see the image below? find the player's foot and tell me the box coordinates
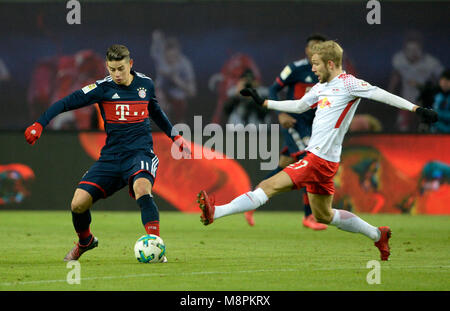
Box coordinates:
[197,190,215,226]
[161,256,168,263]
[374,226,392,261]
[63,236,98,261]
[302,214,328,230]
[245,211,255,226]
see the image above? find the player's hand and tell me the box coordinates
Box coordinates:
[240,87,265,106]
[173,135,191,157]
[24,122,43,145]
[415,107,438,123]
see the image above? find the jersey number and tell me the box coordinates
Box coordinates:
[290,159,309,170]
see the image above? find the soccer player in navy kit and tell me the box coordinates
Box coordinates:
[245,34,328,230]
[24,45,190,262]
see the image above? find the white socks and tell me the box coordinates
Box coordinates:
[330,209,381,241]
[212,193,381,242]
[214,188,269,220]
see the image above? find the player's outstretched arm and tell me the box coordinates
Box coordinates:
[24,84,103,145]
[240,86,313,114]
[368,88,438,123]
[344,76,438,124]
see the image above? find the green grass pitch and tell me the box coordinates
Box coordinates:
[0,210,449,291]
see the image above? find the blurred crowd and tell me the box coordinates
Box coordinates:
[14,30,449,134]
[388,31,448,133]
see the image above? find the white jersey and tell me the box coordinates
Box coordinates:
[267,73,416,163]
[301,73,378,162]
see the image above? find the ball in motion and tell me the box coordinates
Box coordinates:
[134,234,166,263]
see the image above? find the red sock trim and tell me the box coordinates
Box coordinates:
[145,221,160,236]
[77,227,91,240]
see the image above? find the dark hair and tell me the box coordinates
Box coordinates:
[441,69,450,80]
[106,44,130,61]
[307,33,328,43]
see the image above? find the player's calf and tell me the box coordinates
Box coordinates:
[312,211,334,224]
[307,193,334,224]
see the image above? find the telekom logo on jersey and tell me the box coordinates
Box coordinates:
[116,104,129,120]
[101,101,148,123]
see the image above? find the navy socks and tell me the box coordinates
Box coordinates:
[72,210,92,246]
[137,194,160,236]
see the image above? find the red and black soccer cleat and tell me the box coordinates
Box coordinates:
[63,236,98,261]
[374,226,392,261]
[197,190,215,226]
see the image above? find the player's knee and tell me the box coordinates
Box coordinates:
[257,178,283,198]
[133,178,151,199]
[71,190,92,213]
[71,198,90,214]
[257,179,272,193]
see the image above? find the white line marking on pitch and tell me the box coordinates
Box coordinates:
[0,268,298,287]
[2,265,448,287]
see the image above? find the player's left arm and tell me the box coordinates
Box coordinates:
[147,81,175,139]
[147,81,191,155]
[345,76,438,123]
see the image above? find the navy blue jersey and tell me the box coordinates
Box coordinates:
[269,58,318,125]
[37,70,175,155]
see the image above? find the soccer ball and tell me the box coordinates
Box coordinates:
[134,234,166,263]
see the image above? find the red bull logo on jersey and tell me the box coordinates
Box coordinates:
[318,97,331,109]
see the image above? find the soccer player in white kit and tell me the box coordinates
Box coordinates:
[197,40,438,261]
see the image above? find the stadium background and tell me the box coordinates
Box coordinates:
[1,0,449,214]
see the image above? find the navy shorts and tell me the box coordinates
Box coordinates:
[77,150,159,202]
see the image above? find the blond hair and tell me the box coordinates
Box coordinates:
[311,40,343,68]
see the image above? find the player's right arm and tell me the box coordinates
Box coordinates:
[265,97,312,114]
[24,83,104,145]
[240,84,318,114]
[265,83,319,114]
